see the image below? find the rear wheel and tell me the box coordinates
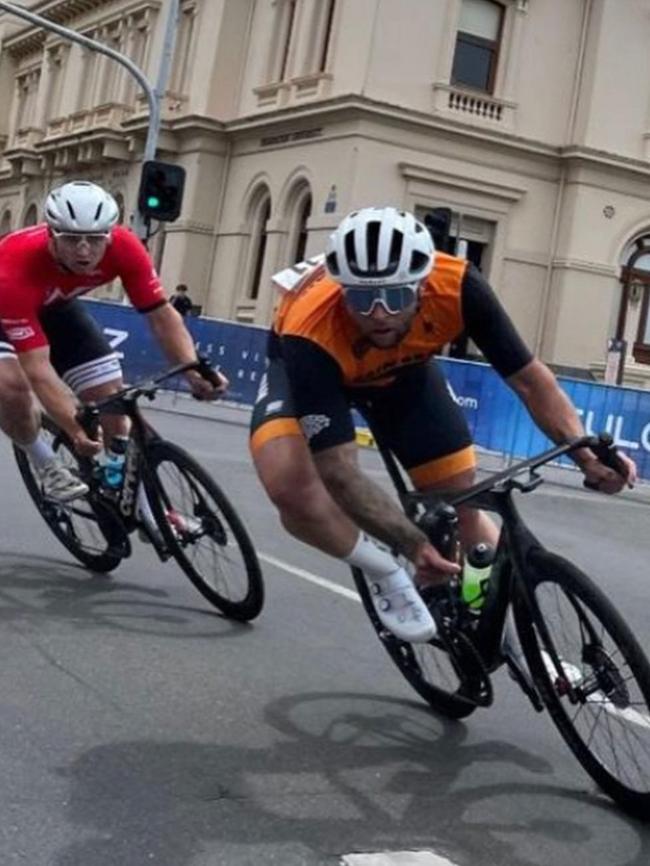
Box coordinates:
[514,549,650,819]
[14,417,128,573]
[352,566,480,720]
[144,441,264,621]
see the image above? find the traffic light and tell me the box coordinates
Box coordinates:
[423,207,453,253]
[137,160,186,222]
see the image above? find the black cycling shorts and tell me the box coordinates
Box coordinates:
[0,299,122,394]
[250,351,476,487]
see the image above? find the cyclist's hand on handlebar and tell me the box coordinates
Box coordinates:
[185,366,228,401]
[413,541,461,587]
[70,425,103,457]
[581,450,636,494]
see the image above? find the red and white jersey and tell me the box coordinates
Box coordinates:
[0,224,166,352]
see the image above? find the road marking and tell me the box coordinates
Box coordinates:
[258,552,361,602]
[341,852,458,865]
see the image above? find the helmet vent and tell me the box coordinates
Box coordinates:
[388,229,403,271]
[94,203,103,221]
[325,251,339,275]
[410,250,430,272]
[65,201,76,220]
[366,221,381,270]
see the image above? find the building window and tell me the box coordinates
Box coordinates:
[23,204,38,227]
[14,69,40,132]
[290,191,312,263]
[76,45,98,111]
[171,2,197,96]
[124,14,151,104]
[45,46,66,122]
[96,23,124,105]
[623,238,650,364]
[309,0,336,74]
[0,210,12,236]
[247,194,272,301]
[114,192,126,224]
[268,0,298,83]
[451,0,504,93]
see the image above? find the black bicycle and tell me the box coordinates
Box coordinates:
[351,433,650,819]
[14,360,264,622]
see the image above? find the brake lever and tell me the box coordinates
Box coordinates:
[583,432,628,490]
[76,404,101,440]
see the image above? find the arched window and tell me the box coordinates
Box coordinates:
[0,210,12,237]
[114,192,126,224]
[23,204,38,227]
[452,0,504,93]
[246,192,272,301]
[288,188,312,264]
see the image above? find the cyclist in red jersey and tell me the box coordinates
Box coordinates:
[0,180,226,501]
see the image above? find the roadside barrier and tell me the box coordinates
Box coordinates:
[85,299,650,480]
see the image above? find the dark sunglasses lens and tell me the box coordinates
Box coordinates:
[384,286,414,311]
[344,287,378,314]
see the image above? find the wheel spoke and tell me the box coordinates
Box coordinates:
[151,452,262,620]
[533,576,650,798]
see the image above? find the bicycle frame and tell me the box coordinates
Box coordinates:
[78,361,201,543]
[375,434,619,691]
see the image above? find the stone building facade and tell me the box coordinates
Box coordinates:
[1,0,650,381]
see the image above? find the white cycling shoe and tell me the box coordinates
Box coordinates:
[38,460,89,502]
[364,569,437,643]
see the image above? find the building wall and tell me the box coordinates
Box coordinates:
[0,0,649,378]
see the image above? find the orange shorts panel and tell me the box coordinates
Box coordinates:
[408,444,477,488]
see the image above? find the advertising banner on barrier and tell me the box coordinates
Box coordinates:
[85,299,650,480]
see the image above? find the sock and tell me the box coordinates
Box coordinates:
[21,434,56,469]
[343,532,400,578]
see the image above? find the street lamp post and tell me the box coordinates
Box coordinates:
[0,0,180,239]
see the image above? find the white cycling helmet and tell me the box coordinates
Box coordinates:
[325,207,435,287]
[44,181,119,233]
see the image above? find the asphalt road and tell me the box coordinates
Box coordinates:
[1,401,650,866]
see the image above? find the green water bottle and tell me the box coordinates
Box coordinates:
[462,542,496,610]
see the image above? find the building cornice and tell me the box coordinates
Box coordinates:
[225,94,560,161]
[399,162,527,203]
[224,93,650,183]
[560,145,650,181]
[2,0,160,58]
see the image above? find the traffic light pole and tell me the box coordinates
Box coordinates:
[0,0,180,240]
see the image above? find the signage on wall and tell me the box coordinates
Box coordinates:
[260,128,323,147]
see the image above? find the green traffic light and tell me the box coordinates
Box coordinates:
[147,195,161,208]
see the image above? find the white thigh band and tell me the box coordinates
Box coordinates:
[62,353,123,395]
[0,341,17,360]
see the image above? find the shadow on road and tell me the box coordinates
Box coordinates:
[51,691,650,866]
[0,552,251,640]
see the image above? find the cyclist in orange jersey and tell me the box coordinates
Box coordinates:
[250,207,635,643]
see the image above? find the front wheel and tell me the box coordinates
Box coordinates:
[352,567,478,720]
[513,549,650,819]
[144,441,264,621]
[13,416,128,573]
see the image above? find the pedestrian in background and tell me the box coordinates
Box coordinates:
[170,283,193,317]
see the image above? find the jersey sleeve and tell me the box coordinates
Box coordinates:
[0,260,47,352]
[461,264,533,378]
[280,335,356,451]
[112,228,167,312]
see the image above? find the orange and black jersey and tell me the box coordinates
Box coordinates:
[272,252,532,452]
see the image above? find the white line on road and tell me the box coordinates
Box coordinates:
[258,552,361,602]
[341,852,458,865]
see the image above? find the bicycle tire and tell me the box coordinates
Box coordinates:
[143,440,264,621]
[13,417,128,573]
[351,566,478,720]
[513,548,650,819]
